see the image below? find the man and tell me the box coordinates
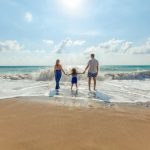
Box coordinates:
[84,54,99,91]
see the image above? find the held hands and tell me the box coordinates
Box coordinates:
[83,70,86,74]
[64,71,86,75]
[64,72,67,75]
[64,72,69,76]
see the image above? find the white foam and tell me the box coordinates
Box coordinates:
[0,68,150,82]
[0,78,150,104]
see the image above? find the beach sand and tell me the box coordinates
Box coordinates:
[0,97,150,150]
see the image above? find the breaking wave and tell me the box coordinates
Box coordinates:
[0,68,150,81]
[105,70,150,80]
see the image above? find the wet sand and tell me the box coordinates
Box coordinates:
[0,97,150,150]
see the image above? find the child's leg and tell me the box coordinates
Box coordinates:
[76,84,78,90]
[71,84,73,91]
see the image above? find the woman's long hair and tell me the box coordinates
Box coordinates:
[55,59,60,67]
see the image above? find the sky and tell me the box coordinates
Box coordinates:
[0,0,150,65]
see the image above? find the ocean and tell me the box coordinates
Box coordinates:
[0,65,150,103]
[0,65,150,74]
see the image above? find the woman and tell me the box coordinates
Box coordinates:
[54,59,65,91]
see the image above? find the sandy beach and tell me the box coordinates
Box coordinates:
[0,97,150,150]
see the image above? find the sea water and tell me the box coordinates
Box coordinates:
[0,65,150,103]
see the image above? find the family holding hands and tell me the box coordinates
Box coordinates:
[54,54,99,92]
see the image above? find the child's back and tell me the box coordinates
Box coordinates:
[71,68,77,85]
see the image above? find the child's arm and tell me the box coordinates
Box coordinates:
[66,73,72,76]
[77,72,85,75]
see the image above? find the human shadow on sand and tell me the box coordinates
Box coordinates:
[95,91,111,103]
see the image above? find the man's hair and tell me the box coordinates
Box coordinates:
[91,53,95,58]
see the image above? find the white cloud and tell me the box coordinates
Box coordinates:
[98,39,132,53]
[84,46,96,54]
[84,38,150,55]
[1,38,150,66]
[25,12,33,22]
[129,38,150,54]
[0,40,24,52]
[53,39,69,53]
[73,40,86,45]
[53,38,85,53]
[43,40,54,45]
[63,39,85,47]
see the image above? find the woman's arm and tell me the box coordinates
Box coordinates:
[60,65,66,75]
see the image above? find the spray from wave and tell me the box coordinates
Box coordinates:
[105,71,150,80]
[0,66,150,81]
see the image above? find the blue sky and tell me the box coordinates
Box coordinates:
[0,0,150,65]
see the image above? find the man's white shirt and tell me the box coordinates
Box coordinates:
[88,58,99,73]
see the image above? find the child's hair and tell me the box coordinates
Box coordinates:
[71,68,77,75]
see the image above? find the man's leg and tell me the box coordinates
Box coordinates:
[88,77,91,91]
[93,77,96,90]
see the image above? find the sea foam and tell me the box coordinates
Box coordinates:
[0,68,150,81]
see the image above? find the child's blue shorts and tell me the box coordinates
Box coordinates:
[71,76,77,84]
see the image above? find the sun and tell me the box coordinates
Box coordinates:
[61,0,81,10]
[59,0,84,16]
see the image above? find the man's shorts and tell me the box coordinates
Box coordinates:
[88,72,97,78]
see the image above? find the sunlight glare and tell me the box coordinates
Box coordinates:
[59,0,85,16]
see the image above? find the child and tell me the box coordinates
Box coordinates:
[67,68,84,91]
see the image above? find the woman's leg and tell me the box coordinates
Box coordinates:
[55,71,62,90]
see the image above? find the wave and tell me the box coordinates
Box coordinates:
[0,68,53,81]
[0,68,150,81]
[105,70,150,80]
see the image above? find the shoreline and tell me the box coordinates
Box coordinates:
[1,96,150,108]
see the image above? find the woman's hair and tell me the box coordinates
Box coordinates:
[71,68,77,75]
[55,59,60,67]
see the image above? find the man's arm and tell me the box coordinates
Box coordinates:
[83,64,89,73]
[96,65,99,76]
[96,61,99,76]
